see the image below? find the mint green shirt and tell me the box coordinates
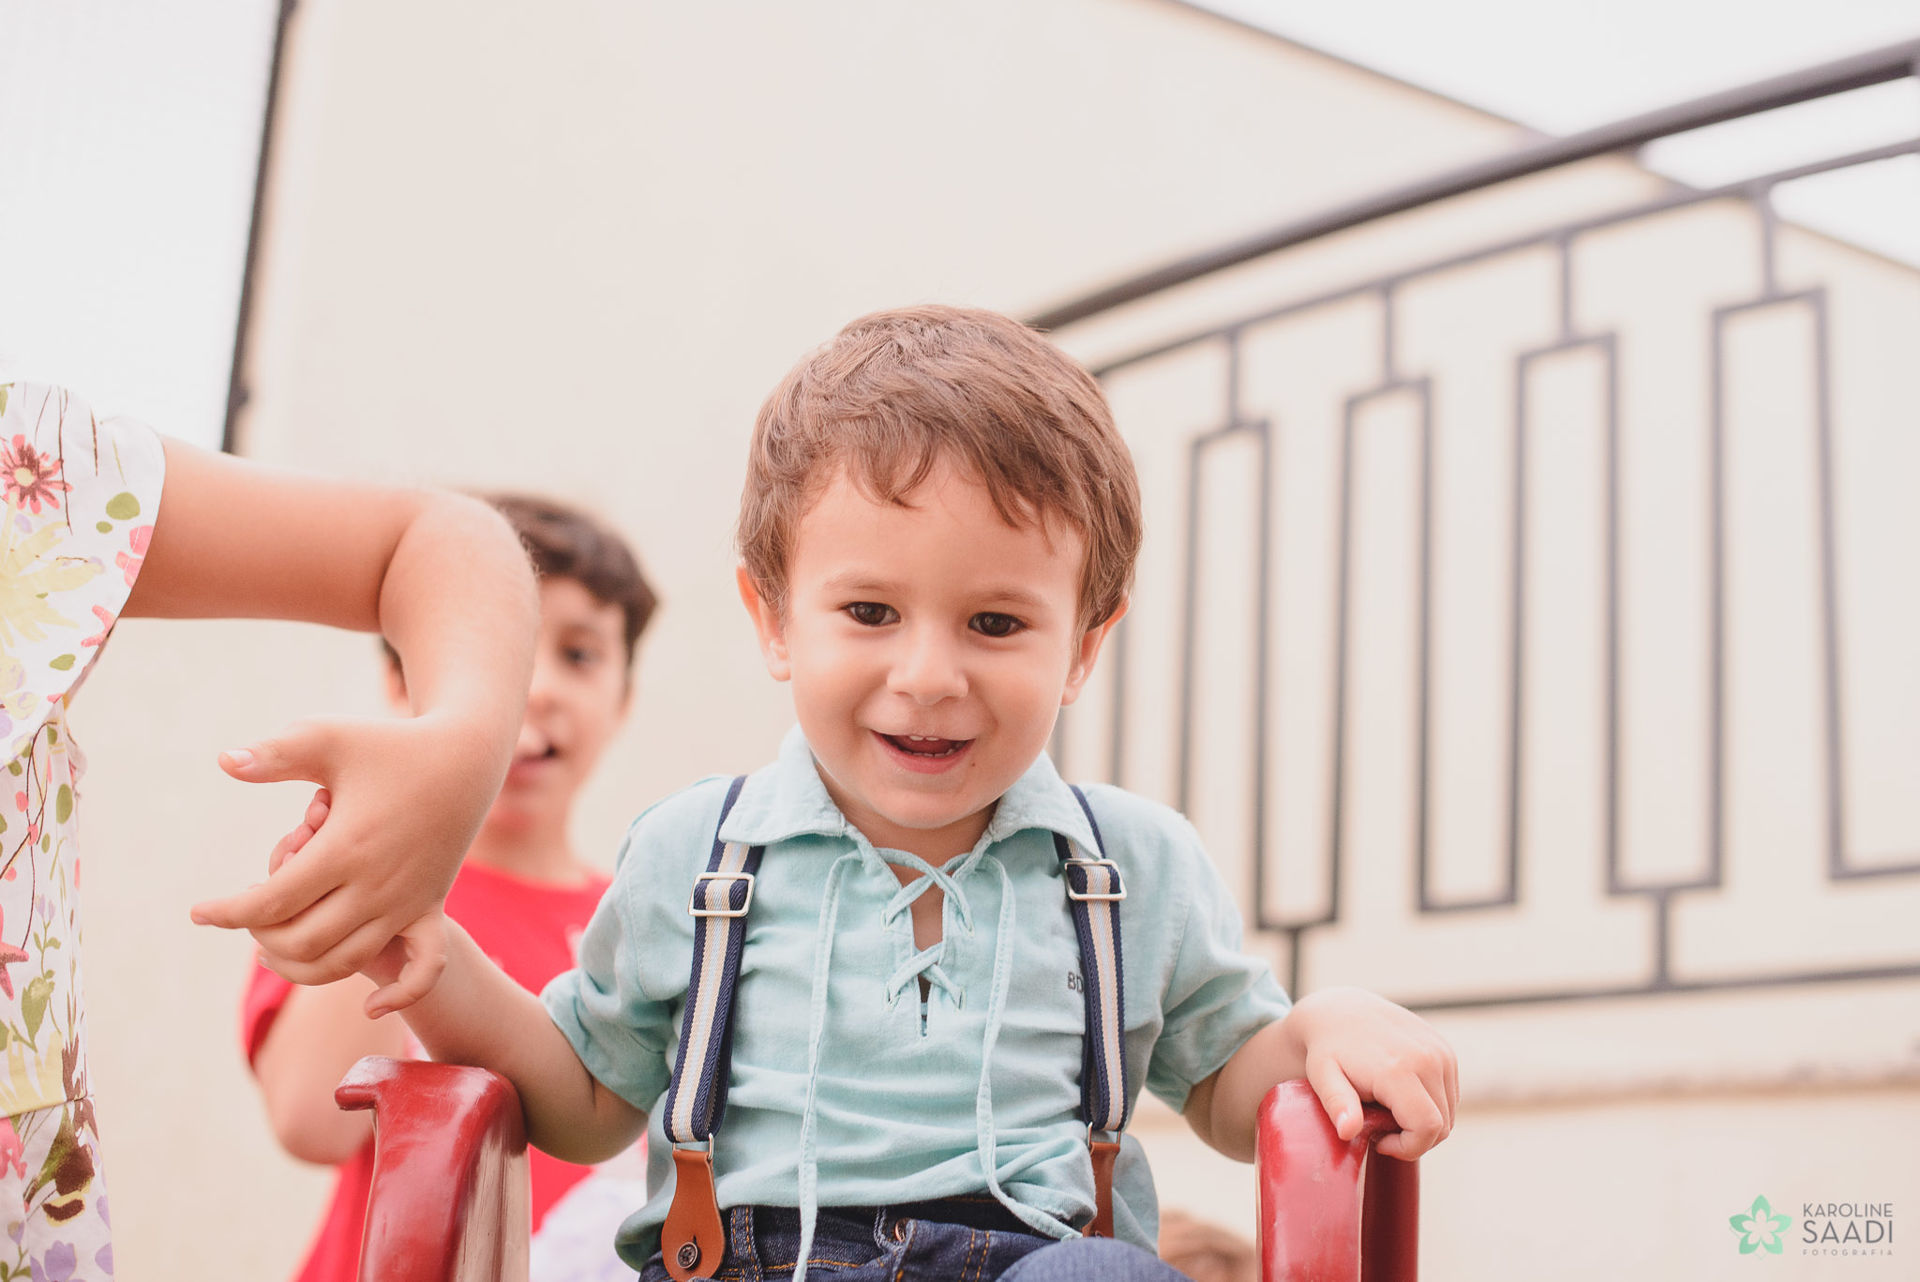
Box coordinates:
[543,727,1291,1268]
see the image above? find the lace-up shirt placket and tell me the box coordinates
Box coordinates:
[544,726,1291,1272]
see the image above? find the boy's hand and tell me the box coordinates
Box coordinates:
[1282,987,1456,1160]
[191,709,505,992]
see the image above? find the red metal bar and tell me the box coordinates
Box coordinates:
[1255,1079,1419,1282]
[336,1056,532,1282]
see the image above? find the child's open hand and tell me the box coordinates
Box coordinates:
[191,709,505,1004]
[1282,986,1456,1160]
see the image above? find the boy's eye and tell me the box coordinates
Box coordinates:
[844,602,898,627]
[970,612,1023,638]
[563,646,602,667]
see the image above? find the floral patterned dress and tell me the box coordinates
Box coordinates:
[0,382,165,1281]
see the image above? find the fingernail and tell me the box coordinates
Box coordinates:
[1337,1110,1356,1133]
[224,748,254,768]
[190,909,207,925]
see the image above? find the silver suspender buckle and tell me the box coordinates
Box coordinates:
[1064,857,1126,902]
[688,871,756,918]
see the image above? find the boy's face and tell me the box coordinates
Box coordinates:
[740,462,1121,861]
[496,577,632,834]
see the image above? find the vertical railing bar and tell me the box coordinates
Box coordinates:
[1651,890,1673,989]
[1326,396,1361,934]
[1381,283,1398,384]
[1603,333,1624,899]
[1500,355,1530,913]
[1252,416,1274,936]
[1176,431,1204,815]
[1413,378,1437,919]
[1105,619,1129,788]
[1754,186,1780,298]
[1226,327,1244,423]
[1707,312,1728,889]
[1810,290,1849,879]
[1558,234,1576,341]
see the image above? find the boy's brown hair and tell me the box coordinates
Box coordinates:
[385,493,657,674]
[737,304,1142,628]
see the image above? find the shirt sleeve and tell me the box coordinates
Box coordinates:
[240,959,295,1069]
[541,779,733,1115]
[1141,813,1293,1112]
[0,382,166,727]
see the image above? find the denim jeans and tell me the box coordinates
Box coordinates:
[637,1200,1189,1282]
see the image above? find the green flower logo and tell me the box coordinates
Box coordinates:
[1730,1195,1792,1255]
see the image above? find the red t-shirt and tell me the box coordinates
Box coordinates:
[241,861,614,1282]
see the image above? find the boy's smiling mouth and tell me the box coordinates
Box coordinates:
[874,731,973,771]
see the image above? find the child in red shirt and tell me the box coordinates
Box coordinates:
[241,495,655,1282]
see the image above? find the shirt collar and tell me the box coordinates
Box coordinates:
[718,724,1101,855]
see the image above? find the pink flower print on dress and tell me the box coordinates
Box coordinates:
[113,526,152,588]
[0,1116,22,1180]
[0,905,26,998]
[0,435,71,515]
[80,606,113,651]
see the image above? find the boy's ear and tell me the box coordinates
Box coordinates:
[1061,597,1127,707]
[736,564,792,682]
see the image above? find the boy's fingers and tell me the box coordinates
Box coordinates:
[364,918,448,1018]
[1370,1079,1449,1160]
[1304,1058,1364,1142]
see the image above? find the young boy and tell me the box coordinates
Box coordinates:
[312,306,1456,1282]
[242,496,656,1282]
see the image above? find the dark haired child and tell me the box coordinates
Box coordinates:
[242,494,655,1282]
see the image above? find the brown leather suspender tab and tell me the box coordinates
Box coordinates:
[663,1147,726,1281]
[1088,1137,1122,1238]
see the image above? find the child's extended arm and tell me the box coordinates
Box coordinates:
[133,437,538,1009]
[1182,987,1457,1162]
[346,912,649,1164]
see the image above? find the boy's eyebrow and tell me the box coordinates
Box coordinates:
[819,571,1056,612]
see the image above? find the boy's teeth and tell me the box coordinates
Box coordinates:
[887,734,964,757]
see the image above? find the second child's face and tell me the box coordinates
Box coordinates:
[387,577,632,840]
[741,463,1120,861]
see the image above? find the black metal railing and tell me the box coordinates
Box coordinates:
[1040,39,1920,1010]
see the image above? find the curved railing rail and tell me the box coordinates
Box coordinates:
[1041,39,1920,1013]
[1029,38,1920,332]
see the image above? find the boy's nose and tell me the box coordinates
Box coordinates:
[525,652,562,709]
[887,630,967,704]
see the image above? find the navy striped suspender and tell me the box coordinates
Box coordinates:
[1057,784,1128,1237]
[661,776,761,1281]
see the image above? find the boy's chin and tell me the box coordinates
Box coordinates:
[480,798,553,838]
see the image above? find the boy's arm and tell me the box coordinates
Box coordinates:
[135,437,538,1006]
[1182,987,1457,1163]
[342,912,649,1165]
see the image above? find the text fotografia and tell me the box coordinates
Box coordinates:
[1801,1203,1894,1256]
